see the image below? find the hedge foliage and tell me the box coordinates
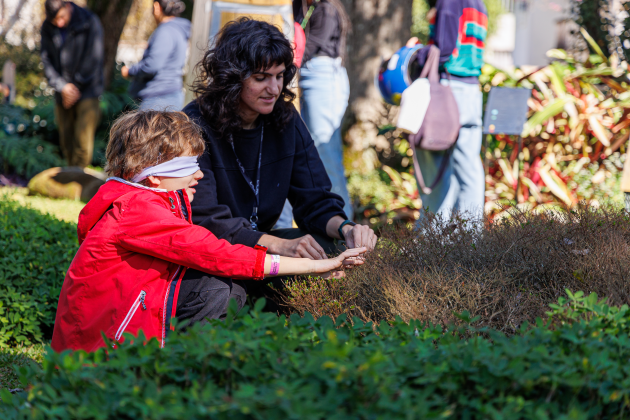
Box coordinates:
[0,195,78,347]
[2,292,629,419]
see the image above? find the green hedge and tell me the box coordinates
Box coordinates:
[0,196,78,347]
[2,292,629,419]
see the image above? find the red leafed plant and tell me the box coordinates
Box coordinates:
[482,41,629,218]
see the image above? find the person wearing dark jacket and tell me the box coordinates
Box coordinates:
[121,0,190,111]
[182,18,376,313]
[41,0,103,168]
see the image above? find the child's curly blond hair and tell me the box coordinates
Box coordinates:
[105,110,205,181]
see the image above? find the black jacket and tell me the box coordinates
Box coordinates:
[40,3,104,104]
[183,101,347,247]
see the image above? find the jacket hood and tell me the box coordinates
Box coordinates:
[77,178,166,244]
[163,17,191,40]
[68,3,93,32]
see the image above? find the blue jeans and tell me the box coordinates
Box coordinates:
[138,90,184,111]
[275,56,352,229]
[415,80,484,220]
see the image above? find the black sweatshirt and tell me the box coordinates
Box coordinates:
[40,3,104,104]
[183,101,347,247]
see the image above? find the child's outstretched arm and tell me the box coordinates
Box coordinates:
[264,248,367,277]
[117,194,267,280]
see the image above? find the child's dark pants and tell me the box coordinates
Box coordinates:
[176,228,340,326]
[176,276,247,327]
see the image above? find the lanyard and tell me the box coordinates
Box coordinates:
[229,126,264,230]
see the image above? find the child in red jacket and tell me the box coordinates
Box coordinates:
[52,110,364,352]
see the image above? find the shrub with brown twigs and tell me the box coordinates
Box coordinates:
[284,204,630,332]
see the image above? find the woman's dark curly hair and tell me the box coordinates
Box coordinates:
[192,18,297,141]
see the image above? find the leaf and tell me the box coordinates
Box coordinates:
[522,97,572,137]
[381,165,404,189]
[548,62,568,97]
[521,177,544,202]
[546,49,570,61]
[539,165,572,205]
[580,27,608,62]
[587,115,611,146]
[497,158,515,188]
[564,101,579,129]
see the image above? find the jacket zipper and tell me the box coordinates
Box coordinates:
[161,266,181,348]
[161,192,187,348]
[115,290,147,341]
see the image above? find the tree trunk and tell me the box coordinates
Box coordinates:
[86,0,135,89]
[0,0,29,42]
[340,0,413,151]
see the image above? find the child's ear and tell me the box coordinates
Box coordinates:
[146,176,161,188]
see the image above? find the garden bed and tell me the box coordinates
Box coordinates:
[286,204,630,332]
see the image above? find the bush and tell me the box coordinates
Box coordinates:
[0,101,65,179]
[1,293,630,418]
[0,194,78,347]
[287,204,630,332]
[0,345,46,391]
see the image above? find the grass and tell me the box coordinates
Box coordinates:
[0,345,46,391]
[0,187,85,224]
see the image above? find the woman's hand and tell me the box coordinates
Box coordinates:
[326,216,378,251]
[342,224,378,251]
[121,66,130,78]
[259,234,328,260]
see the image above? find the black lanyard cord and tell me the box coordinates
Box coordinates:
[229,125,264,230]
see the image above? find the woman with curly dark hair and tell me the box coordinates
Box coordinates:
[181,18,376,317]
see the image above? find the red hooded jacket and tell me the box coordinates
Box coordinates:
[51,178,267,352]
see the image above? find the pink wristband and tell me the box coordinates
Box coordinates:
[270,254,280,276]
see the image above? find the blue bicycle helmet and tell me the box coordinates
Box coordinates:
[376,44,423,105]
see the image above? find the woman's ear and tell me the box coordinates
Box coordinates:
[146,175,162,188]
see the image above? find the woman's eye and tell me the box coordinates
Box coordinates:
[255,77,265,82]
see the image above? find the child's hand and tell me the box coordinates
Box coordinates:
[311,247,367,275]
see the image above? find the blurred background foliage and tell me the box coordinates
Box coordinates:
[480,46,629,218]
[345,1,630,227]
[346,44,630,227]
[0,70,132,179]
[1,0,630,228]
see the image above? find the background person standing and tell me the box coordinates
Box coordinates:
[121,0,190,111]
[277,0,352,228]
[408,0,487,220]
[41,0,104,168]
